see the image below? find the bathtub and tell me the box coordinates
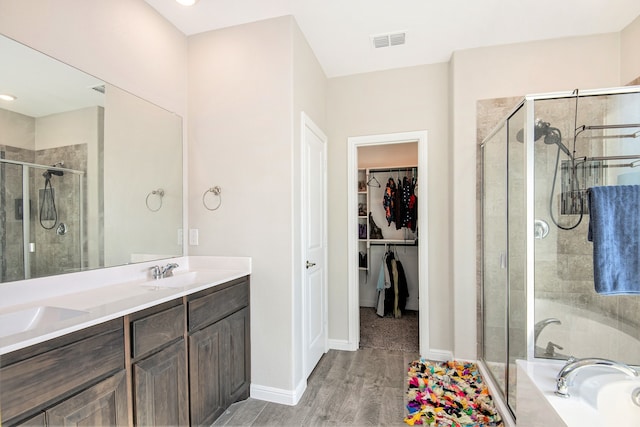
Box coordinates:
[516,360,640,426]
[534,299,640,361]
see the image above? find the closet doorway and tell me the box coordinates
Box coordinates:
[347,131,428,356]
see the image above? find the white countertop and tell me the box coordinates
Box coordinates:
[0,256,251,355]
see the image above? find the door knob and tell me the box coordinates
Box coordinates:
[306,260,316,269]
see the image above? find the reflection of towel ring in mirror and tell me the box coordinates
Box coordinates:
[146,188,165,212]
[203,186,222,211]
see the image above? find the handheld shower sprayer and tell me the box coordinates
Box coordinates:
[39,161,64,229]
[516,119,572,157]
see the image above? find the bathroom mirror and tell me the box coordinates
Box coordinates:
[0,34,183,283]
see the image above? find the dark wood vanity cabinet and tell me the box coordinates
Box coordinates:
[129,275,250,427]
[0,275,250,427]
[0,319,127,427]
[188,277,251,426]
[129,299,189,427]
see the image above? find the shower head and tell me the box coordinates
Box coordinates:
[516,120,572,157]
[42,169,64,179]
[516,119,553,142]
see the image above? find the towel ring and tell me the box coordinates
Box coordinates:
[203,186,222,211]
[146,188,165,212]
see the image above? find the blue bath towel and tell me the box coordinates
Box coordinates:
[587,185,640,295]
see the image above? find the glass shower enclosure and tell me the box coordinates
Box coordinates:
[480,86,640,419]
[0,158,85,282]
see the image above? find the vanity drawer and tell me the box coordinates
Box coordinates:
[131,303,184,358]
[188,278,249,331]
[0,320,124,424]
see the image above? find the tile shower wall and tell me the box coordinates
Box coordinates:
[34,144,87,277]
[0,144,87,281]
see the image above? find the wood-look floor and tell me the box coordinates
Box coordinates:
[213,348,419,426]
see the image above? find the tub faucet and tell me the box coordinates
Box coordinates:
[555,357,639,398]
[161,263,179,278]
[534,318,561,344]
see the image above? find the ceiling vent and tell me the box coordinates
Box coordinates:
[371,31,406,49]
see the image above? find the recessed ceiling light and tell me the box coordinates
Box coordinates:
[176,0,198,5]
[0,93,17,101]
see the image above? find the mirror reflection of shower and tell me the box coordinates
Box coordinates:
[0,157,85,282]
[39,162,65,230]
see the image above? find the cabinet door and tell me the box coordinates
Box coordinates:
[226,308,250,404]
[46,370,128,427]
[189,320,225,426]
[14,412,45,427]
[133,340,189,427]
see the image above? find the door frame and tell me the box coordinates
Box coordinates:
[347,131,429,355]
[300,112,329,379]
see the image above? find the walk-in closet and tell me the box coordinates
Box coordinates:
[357,142,419,352]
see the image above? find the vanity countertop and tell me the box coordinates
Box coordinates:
[0,256,251,355]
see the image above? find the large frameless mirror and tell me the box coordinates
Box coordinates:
[0,34,183,284]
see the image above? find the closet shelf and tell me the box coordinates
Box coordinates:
[370,239,417,245]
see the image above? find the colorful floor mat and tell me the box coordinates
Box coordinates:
[404,359,504,427]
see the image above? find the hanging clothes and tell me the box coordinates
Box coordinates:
[393,178,403,230]
[376,251,392,317]
[383,178,396,226]
[408,176,418,232]
[395,257,409,316]
[384,173,418,231]
[377,248,410,318]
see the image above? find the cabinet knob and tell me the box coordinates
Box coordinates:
[306,260,316,269]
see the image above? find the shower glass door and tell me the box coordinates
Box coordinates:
[507,106,526,413]
[0,159,85,282]
[481,121,508,401]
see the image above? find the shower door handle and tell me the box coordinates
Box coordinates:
[499,252,507,269]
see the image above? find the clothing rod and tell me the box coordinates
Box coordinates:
[0,158,84,175]
[368,167,417,174]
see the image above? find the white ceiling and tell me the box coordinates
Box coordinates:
[145,0,640,78]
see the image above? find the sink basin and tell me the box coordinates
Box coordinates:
[141,270,234,289]
[571,369,640,425]
[0,306,89,338]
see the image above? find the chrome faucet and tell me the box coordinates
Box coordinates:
[555,357,639,398]
[534,318,561,344]
[161,263,179,278]
[150,265,162,280]
[149,263,179,279]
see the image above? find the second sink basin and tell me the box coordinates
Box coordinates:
[0,306,89,338]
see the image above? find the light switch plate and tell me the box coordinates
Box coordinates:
[189,229,199,246]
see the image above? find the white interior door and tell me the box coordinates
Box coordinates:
[302,113,328,378]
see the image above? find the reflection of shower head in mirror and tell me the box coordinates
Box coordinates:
[42,162,65,179]
[42,169,64,179]
[516,119,571,157]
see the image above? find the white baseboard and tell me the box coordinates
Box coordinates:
[250,380,306,406]
[424,348,453,361]
[328,338,357,351]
